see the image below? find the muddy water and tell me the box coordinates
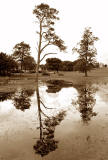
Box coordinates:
[0,82,108,160]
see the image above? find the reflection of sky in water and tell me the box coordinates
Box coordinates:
[0,83,108,131]
[37,86,78,117]
[0,83,108,159]
[0,100,14,114]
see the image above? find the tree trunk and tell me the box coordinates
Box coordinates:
[21,62,22,71]
[36,60,39,82]
[36,21,42,83]
[85,42,88,77]
[36,82,43,140]
[85,69,88,77]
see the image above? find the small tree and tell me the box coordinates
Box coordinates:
[73,27,99,77]
[13,41,30,71]
[33,3,66,81]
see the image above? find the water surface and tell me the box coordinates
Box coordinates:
[0,82,108,160]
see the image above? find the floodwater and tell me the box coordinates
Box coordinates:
[0,81,108,160]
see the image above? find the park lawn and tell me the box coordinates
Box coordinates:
[40,68,108,85]
[53,68,108,84]
[0,68,108,92]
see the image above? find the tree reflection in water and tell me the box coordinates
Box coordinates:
[73,85,97,123]
[34,84,66,157]
[13,89,34,111]
[0,91,15,102]
[46,80,73,93]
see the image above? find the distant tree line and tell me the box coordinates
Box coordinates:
[43,57,100,72]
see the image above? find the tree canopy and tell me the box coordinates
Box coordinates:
[73,27,99,76]
[13,41,30,70]
[23,56,36,71]
[0,52,18,76]
[46,58,62,72]
[33,3,66,81]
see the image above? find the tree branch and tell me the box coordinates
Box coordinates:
[40,100,55,109]
[40,109,50,119]
[40,52,57,63]
[40,42,51,53]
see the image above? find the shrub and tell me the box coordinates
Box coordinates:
[42,71,50,76]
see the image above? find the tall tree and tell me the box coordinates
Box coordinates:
[73,27,99,77]
[33,3,66,81]
[13,41,30,71]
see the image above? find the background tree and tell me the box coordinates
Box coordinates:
[73,59,94,72]
[6,55,18,73]
[33,3,66,81]
[23,56,36,72]
[0,52,9,75]
[60,61,73,71]
[46,58,61,72]
[73,27,99,77]
[13,41,30,71]
[0,52,18,76]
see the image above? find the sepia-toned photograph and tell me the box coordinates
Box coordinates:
[0,0,108,159]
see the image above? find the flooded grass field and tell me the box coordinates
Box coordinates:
[0,80,108,160]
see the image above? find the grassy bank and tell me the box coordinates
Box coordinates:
[0,68,108,92]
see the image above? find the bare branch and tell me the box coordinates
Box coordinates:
[40,100,55,109]
[40,42,51,53]
[40,109,50,119]
[40,52,57,63]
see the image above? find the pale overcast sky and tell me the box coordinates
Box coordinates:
[0,0,108,64]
